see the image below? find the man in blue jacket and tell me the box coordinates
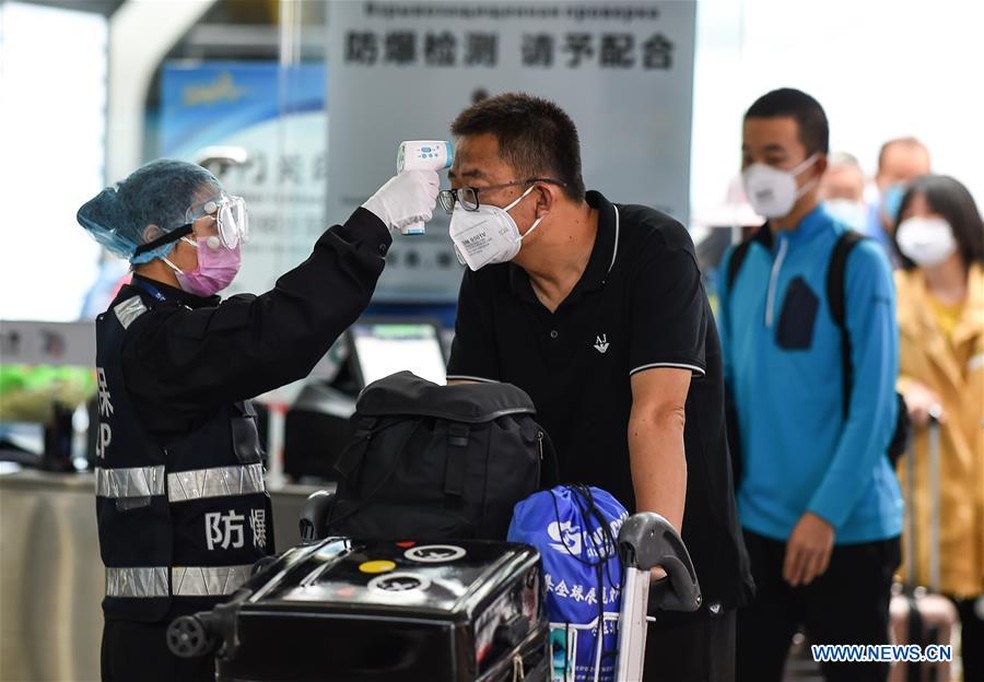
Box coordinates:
[718,88,903,682]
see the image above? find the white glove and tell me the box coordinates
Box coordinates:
[361,169,440,233]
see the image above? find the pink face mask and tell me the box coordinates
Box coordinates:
[163,236,241,297]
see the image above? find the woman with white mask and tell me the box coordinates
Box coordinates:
[892,174,984,682]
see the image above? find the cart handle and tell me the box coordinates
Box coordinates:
[299,489,337,544]
[617,512,702,612]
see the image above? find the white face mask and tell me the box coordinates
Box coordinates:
[823,198,867,232]
[742,153,820,219]
[448,185,543,271]
[896,216,958,267]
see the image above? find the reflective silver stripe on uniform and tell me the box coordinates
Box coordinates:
[105,565,254,598]
[105,566,168,598]
[95,465,166,498]
[113,296,148,329]
[167,463,266,502]
[172,565,253,596]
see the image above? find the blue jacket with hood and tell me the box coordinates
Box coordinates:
[718,205,904,544]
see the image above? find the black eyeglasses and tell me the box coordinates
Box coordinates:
[438,178,566,213]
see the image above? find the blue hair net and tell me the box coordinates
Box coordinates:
[77,159,225,264]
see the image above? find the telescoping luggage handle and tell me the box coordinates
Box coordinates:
[614,512,702,682]
[904,409,942,592]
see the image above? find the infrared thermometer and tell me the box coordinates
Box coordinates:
[396,140,454,235]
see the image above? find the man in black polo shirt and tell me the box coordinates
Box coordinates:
[443,92,753,681]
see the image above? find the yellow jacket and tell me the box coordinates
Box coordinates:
[895,263,984,598]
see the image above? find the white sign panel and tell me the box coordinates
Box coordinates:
[327,1,696,302]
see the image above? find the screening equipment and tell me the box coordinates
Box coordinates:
[395,140,454,235]
[346,318,447,388]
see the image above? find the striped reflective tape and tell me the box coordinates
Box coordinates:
[105,566,168,598]
[96,463,266,502]
[105,564,254,598]
[172,565,253,597]
[168,463,266,502]
[113,296,148,329]
[96,465,166,498]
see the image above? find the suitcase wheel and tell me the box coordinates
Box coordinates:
[167,615,215,658]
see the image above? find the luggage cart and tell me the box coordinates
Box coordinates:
[167,495,701,681]
[613,511,702,681]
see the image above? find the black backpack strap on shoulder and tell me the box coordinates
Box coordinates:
[724,225,772,290]
[726,239,754,291]
[827,230,864,418]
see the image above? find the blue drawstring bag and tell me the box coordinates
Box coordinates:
[507,485,629,682]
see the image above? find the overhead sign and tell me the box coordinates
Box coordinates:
[327,1,696,302]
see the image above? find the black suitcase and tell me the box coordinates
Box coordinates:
[168,537,550,681]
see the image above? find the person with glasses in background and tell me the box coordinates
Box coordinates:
[892,174,984,682]
[442,92,754,682]
[76,158,438,681]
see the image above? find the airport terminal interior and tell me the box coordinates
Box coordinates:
[1,1,981,680]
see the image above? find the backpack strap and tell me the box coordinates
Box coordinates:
[826,230,864,418]
[724,226,772,291]
[333,417,379,479]
[443,423,470,496]
[725,239,753,291]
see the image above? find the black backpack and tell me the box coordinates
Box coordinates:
[327,371,559,541]
[725,230,910,469]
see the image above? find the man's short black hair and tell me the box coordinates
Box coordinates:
[450,92,586,201]
[744,88,829,157]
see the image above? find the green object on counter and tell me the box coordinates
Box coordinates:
[0,364,96,422]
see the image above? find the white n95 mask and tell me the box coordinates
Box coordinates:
[896,216,958,267]
[742,154,820,219]
[824,199,867,232]
[449,185,543,271]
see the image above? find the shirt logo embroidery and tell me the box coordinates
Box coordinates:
[594,333,610,354]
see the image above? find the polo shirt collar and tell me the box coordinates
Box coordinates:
[507,190,619,303]
[580,190,619,291]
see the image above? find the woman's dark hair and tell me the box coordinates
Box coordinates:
[744,88,829,157]
[894,174,984,271]
[450,92,586,201]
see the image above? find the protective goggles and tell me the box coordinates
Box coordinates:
[191,195,249,249]
[133,194,250,257]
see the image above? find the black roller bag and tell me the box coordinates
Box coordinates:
[168,537,550,681]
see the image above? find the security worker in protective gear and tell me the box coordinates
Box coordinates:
[77,158,439,681]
